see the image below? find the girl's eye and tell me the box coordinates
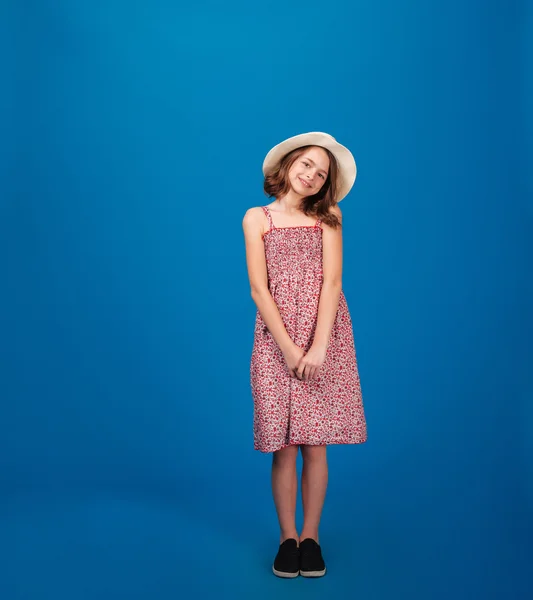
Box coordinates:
[319,173,324,179]
[303,161,310,167]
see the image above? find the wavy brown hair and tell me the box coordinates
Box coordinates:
[263,145,341,229]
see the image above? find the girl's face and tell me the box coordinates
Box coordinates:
[288,146,330,198]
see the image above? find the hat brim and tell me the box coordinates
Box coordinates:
[262,132,357,202]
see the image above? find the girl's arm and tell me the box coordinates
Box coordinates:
[242,207,299,359]
[296,205,343,380]
[313,204,344,349]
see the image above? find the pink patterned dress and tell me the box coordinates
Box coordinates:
[250,206,367,453]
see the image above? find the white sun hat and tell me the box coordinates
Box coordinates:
[262,131,357,202]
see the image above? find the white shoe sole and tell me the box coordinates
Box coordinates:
[300,568,326,577]
[272,566,299,578]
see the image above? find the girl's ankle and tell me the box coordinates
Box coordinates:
[280,532,299,544]
[299,532,319,543]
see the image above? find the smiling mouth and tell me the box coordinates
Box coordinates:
[298,177,312,189]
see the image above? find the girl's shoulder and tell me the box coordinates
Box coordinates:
[243,205,267,222]
[318,203,342,229]
[242,206,269,233]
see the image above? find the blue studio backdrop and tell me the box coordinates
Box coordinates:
[2,1,532,599]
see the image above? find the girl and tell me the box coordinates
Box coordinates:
[242,132,367,578]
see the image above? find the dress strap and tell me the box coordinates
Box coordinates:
[261,206,274,230]
[315,218,322,228]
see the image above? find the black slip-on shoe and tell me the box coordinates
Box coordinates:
[272,538,300,578]
[299,538,326,577]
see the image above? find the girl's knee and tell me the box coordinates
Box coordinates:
[273,445,299,466]
[301,444,327,462]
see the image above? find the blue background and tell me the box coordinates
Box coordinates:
[1,1,532,599]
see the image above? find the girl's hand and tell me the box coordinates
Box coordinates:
[283,344,305,379]
[295,344,327,381]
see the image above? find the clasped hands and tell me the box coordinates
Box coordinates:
[284,343,327,381]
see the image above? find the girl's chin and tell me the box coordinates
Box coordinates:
[290,188,307,199]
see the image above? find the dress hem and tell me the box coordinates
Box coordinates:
[254,437,368,454]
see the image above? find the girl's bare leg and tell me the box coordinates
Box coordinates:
[271,445,300,543]
[299,444,328,543]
